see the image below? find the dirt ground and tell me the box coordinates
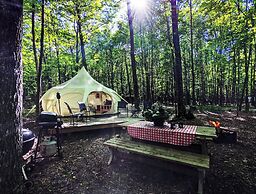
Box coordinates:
[24,110,256,194]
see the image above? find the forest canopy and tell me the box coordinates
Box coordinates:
[22,0,256,112]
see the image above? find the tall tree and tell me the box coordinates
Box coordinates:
[31,0,38,70]
[74,20,79,64]
[231,47,236,104]
[170,0,186,116]
[0,0,23,192]
[189,0,196,105]
[75,5,87,69]
[36,0,45,115]
[127,0,139,109]
[124,50,132,99]
[165,4,175,105]
[55,40,61,84]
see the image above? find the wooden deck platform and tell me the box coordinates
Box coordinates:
[49,117,142,134]
[57,120,124,134]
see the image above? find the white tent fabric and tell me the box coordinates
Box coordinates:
[41,67,126,116]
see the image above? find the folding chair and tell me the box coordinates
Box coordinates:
[64,102,83,125]
[77,102,90,122]
[130,105,140,118]
[88,105,97,116]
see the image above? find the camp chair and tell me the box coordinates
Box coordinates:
[117,101,128,117]
[77,102,90,122]
[88,105,97,116]
[102,99,112,113]
[130,105,140,118]
[64,102,83,125]
[105,99,112,107]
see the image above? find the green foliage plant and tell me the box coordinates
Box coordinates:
[142,102,169,126]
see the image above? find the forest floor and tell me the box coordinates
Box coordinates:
[24,108,256,194]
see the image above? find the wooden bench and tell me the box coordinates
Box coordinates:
[104,138,210,194]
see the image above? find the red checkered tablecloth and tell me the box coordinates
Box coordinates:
[127,121,197,146]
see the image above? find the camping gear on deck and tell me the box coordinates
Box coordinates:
[41,67,127,116]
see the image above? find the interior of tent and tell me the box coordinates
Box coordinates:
[87,91,113,113]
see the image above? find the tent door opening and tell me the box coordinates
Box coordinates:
[87,91,113,114]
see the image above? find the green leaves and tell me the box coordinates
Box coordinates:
[21,0,255,109]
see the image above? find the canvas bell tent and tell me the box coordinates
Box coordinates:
[41,67,126,116]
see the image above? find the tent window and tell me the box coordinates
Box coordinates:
[96,93,100,98]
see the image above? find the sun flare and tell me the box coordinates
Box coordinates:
[130,0,148,12]
[129,0,151,21]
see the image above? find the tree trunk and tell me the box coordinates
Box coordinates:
[69,46,76,67]
[31,1,38,70]
[200,52,206,104]
[220,62,224,106]
[106,51,111,87]
[238,0,250,112]
[127,0,139,109]
[239,44,251,111]
[31,0,38,106]
[189,0,196,105]
[55,40,61,84]
[124,50,132,100]
[150,43,155,103]
[170,0,186,117]
[76,6,87,69]
[140,61,146,103]
[166,15,176,105]
[236,49,241,111]
[139,24,150,108]
[245,44,252,112]
[250,48,253,101]
[0,0,23,192]
[253,42,256,107]
[144,55,151,107]
[225,85,229,105]
[250,36,254,105]
[109,48,115,89]
[211,59,214,104]
[36,0,45,115]
[120,55,124,95]
[231,48,236,104]
[74,20,79,64]
[184,56,190,105]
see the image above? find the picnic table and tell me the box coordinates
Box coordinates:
[104,121,217,194]
[127,121,216,154]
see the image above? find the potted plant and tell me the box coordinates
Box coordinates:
[142,103,169,126]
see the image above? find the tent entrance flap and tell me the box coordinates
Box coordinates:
[87,91,113,113]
